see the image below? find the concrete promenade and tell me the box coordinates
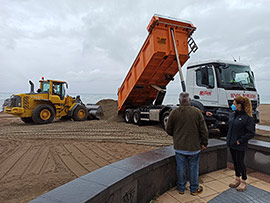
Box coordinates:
[156,166,270,202]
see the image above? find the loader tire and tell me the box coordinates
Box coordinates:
[20,117,33,123]
[32,104,55,124]
[72,105,88,121]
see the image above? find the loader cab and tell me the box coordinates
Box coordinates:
[39,79,67,101]
[52,82,67,100]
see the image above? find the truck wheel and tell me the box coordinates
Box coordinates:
[162,111,170,130]
[32,104,55,124]
[20,117,33,123]
[133,111,142,126]
[73,105,88,121]
[124,109,133,123]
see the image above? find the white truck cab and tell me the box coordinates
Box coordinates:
[186,59,259,133]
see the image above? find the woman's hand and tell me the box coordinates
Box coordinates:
[206,112,213,116]
[236,140,240,145]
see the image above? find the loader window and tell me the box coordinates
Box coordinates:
[53,83,65,100]
[42,82,50,93]
[196,67,214,88]
[62,84,65,98]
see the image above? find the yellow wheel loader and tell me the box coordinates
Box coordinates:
[3,78,103,124]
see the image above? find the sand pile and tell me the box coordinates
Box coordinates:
[96,99,122,122]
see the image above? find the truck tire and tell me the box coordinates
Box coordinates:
[124,109,133,123]
[133,111,142,126]
[72,105,88,121]
[162,110,170,130]
[20,117,33,123]
[32,104,55,124]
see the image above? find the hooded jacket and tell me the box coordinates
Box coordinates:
[227,110,255,151]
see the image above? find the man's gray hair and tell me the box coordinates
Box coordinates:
[179,92,190,104]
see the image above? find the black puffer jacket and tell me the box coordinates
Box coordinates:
[227,110,255,151]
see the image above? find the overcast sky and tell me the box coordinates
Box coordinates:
[0,0,270,97]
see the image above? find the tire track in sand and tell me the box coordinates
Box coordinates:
[76,143,109,167]
[0,143,32,180]
[22,146,50,178]
[55,144,88,177]
[63,143,99,172]
[2,144,40,181]
[85,143,118,164]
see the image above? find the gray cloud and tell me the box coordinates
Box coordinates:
[0,0,269,97]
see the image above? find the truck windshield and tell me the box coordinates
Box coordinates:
[218,65,256,90]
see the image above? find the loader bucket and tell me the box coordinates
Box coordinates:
[85,104,104,120]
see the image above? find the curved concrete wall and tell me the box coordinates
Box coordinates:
[31,139,227,203]
[222,138,270,175]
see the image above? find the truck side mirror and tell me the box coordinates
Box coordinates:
[201,66,209,86]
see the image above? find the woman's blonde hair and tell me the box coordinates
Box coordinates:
[234,96,252,117]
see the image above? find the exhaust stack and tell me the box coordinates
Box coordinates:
[29,80,34,93]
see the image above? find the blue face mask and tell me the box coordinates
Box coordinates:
[231,104,237,111]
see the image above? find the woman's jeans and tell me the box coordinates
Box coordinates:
[230,148,247,180]
[175,152,200,193]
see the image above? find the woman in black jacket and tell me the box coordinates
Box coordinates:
[227,96,255,191]
[206,96,255,191]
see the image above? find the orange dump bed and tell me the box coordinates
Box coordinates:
[118,15,196,112]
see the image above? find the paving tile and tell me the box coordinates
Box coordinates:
[217,173,259,185]
[219,168,235,176]
[206,170,228,180]
[188,199,205,203]
[199,174,215,184]
[218,176,235,186]
[167,187,200,202]
[246,175,260,184]
[186,181,190,189]
[250,180,270,192]
[249,171,270,183]
[206,180,229,192]
[201,193,219,202]
[156,168,270,203]
[176,181,192,191]
[197,184,219,198]
[156,192,180,203]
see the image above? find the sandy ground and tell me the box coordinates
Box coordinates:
[0,102,269,202]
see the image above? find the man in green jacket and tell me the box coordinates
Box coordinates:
[166,92,208,195]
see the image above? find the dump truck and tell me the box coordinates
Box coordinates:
[117,15,259,133]
[117,14,198,127]
[3,78,103,124]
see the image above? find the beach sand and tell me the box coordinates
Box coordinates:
[0,102,269,202]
